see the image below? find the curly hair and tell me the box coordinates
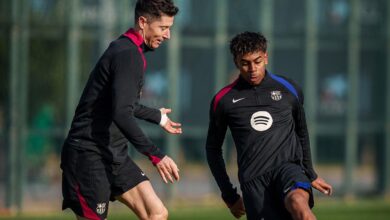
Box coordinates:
[135,0,179,21]
[230,32,267,62]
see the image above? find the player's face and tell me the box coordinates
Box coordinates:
[140,14,174,49]
[236,51,268,86]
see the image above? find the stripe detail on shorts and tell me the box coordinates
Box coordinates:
[76,184,100,220]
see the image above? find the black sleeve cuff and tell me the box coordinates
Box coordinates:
[306,169,318,182]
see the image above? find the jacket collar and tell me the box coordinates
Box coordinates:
[236,70,270,88]
[123,28,154,53]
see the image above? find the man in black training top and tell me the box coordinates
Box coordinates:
[206,32,333,220]
[61,1,181,219]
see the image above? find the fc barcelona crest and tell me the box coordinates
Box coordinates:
[96,203,107,215]
[270,91,282,101]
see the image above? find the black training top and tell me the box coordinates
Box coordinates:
[205,71,317,206]
[65,29,164,166]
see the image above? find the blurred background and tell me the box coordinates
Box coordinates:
[0,0,390,218]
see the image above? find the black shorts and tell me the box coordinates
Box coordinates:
[61,144,149,220]
[241,162,314,220]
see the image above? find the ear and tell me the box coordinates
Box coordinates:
[264,52,269,65]
[234,58,239,68]
[138,16,148,30]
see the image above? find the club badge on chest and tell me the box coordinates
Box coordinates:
[270,90,282,101]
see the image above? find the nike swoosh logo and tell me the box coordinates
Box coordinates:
[232,97,245,103]
[283,186,291,194]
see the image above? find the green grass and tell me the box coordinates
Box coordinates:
[313,199,390,220]
[1,199,389,220]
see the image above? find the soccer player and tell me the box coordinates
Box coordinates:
[205,32,333,220]
[61,1,180,219]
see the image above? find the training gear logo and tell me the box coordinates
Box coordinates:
[283,186,292,194]
[270,90,282,101]
[96,203,106,215]
[232,97,245,103]
[250,111,273,131]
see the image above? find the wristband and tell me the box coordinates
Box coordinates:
[160,113,168,126]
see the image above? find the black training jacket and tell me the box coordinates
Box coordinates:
[205,71,317,205]
[64,29,164,165]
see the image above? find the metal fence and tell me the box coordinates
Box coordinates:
[0,0,390,213]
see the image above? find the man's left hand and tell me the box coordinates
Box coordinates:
[312,177,333,196]
[160,108,182,134]
[228,196,246,219]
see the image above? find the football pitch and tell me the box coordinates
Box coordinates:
[1,199,389,220]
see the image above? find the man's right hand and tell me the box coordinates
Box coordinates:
[229,196,246,219]
[160,108,182,134]
[156,156,180,184]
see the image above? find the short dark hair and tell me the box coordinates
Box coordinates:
[230,32,267,62]
[135,0,179,22]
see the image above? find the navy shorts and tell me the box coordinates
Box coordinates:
[61,143,148,220]
[241,162,314,220]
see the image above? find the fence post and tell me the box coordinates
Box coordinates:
[165,9,181,202]
[304,0,319,165]
[66,0,80,129]
[345,0,360,199]
[384,0,390,198]
[7,0,21,212]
